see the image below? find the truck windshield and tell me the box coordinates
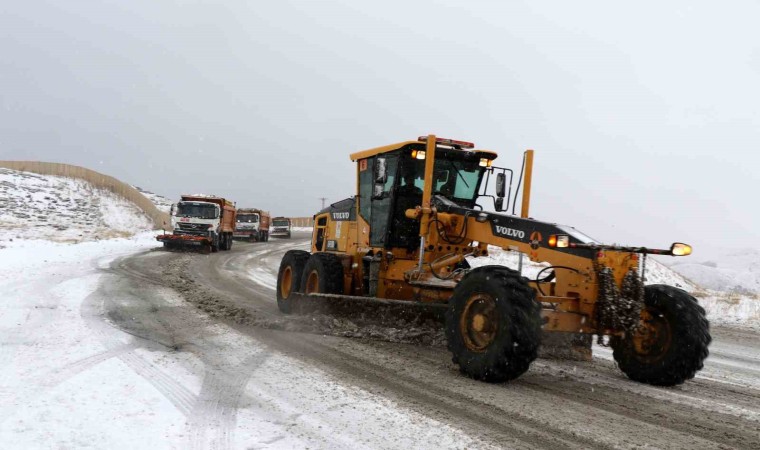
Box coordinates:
[273,220,289,226]
[237,214,258,223]
[176,203,217,219]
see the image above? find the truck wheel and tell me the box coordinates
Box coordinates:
[445,266,542,383]
[276,250,311,313]
[300,252,344,295]
[249,233,256,243]
[226,233,233,250]
[611,285,711,386]
[211,235,219,253]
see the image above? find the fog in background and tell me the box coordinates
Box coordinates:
[2,0,758,260]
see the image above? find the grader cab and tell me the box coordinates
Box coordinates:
[276,135,710,385]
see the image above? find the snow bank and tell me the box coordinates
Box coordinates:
[668,252,760,295]
[696,292,760,331]
[0,168,153,244]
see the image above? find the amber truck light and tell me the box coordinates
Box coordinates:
[548,234,569,248]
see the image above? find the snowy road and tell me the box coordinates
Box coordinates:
[2,232,760,449]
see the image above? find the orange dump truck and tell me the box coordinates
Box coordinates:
[270,217,292,238]
[233,208,271,242]
[157,194,236,253]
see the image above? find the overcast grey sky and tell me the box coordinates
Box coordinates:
[1,1,758,259]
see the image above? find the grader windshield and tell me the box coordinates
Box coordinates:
[399,146,488,208]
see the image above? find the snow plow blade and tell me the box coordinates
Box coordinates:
[156,234,212,252]
[289,292,447,326]
[288,292,591,360]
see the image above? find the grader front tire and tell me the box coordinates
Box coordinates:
[276,250,311,314]
[611,284,711,386]
[445,266,542,383]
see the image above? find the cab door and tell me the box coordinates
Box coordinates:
[357,154,398,248]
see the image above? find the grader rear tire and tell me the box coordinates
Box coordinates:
[300,253,344,295]
[445,266,542,383]
[611,284,710,386]
[276,250,311,314]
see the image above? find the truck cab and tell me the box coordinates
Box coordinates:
[160,194,236,252]
[171,200,221,238]
[234,208,271,242]
[270,217,292,238]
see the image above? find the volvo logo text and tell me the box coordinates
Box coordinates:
[495,226,525,239]
[332,212,350,220]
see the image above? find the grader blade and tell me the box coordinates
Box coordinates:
[289,292,447,326]
[289,293,591,360]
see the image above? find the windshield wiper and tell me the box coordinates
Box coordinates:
[447,160,469,188]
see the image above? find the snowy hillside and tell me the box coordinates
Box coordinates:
[133,186,173,213]
[666,249,760,294]
[0,168,153,243]
[470,246,694,290]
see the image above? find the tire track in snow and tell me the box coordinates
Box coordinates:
[530,359,760,423]
[188,352,270,450]
[105,252,278,450]
[81,279,198,416]
[0,274,142,424]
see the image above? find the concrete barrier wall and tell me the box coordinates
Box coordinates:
[0,161,170,229]
[290,217,314,227]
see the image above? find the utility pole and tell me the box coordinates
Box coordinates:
[319,197,327,209]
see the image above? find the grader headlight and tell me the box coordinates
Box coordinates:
[478,158,493,167]
[670,242,692,256]
[411,149,426,160]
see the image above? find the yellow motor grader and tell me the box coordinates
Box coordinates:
[276,135,710,385]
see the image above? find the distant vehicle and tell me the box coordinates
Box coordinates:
[270,217,292,238]
[234,208,270,242]
[157,194,236,253]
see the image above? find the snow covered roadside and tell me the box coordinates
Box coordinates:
[0,233,178,448]
[0,234,497,449]
[698,292,760,331]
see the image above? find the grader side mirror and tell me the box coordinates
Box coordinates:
[495,173,506,198]
[372,157,388,200]
[494,197,504,211]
